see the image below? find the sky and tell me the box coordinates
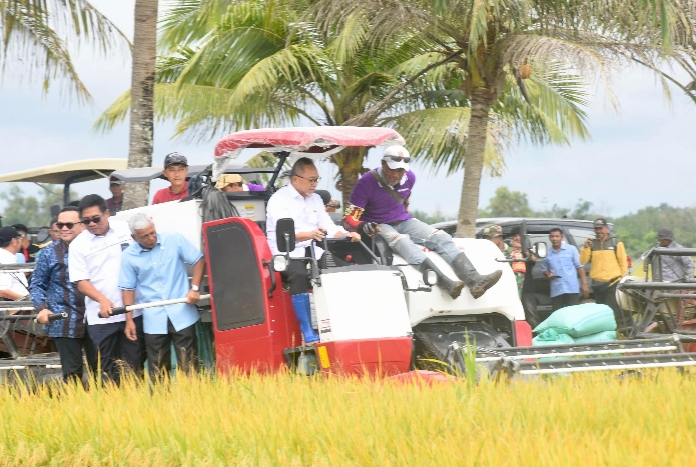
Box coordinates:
[1,0,695,218]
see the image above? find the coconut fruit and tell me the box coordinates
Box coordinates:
[519,64,532,79]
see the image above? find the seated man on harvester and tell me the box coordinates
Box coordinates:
[343,146,502,299]
[266,157,362,344]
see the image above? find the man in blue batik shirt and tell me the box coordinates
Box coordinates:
[541,228,590,311]
[117,213,205,379]
[30,207,97,383]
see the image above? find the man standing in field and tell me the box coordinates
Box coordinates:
[541,228,589,312]
[343,146,501,300]
[653,227,694,282]
[31,207,98,383]
[152,152,190,204]
[118,213,205,378]
[580,218,629,327]
[69,194,144,384]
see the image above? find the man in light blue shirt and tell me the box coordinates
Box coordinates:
[541,228,589,311]
[119,213,205,378]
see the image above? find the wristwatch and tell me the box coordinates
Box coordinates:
[191,285,199,292]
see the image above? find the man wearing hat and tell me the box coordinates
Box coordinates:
[106,179,125,214]
[0,226,30,300]
[343,145,502,300]
[652,228,694,282]
[152,152,190,205]
[482,225,526,298]
[580,218,629,326]
[215,174,265,193]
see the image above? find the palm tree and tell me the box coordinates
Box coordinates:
[313,0,696,236]
[0,0,129,102]
[96,0,590,208]
[123,0,160,210]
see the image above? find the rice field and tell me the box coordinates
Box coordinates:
[0,369,694,467]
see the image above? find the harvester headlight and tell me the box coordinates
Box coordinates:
[273,255,289,272]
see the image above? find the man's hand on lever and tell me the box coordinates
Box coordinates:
[36,309,52,325]
[341,232,361,242]
[99,300,115,318]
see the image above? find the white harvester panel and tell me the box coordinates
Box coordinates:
[397,238,525,326]
[229,198,266,222]
[313,267,413,343]
[114,199,203,251]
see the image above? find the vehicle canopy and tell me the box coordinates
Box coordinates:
[212,126,406,180]
[0,158,128,205]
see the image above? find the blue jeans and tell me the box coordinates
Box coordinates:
[377,218,461,266]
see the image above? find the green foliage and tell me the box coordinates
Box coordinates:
[0,184,76,227]
[409,209,454,225]
[474,187,696,258]
[0,0,130,102]
[480,187,534,218]
[612,204,696,257]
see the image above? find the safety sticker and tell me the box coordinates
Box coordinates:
[317,346,330,368]
[319,319,331,334]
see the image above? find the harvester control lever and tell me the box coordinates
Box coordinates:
[109,295,212,316]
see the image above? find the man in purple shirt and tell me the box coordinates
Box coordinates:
[343,146,501,299]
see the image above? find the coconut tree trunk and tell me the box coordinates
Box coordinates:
[456,87,493,238]
[123,0,159,210]
[333,146,367,208]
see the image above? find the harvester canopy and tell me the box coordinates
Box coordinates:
[0,158,128,204]
[212,126,405,181]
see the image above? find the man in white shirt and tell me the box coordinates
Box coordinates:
[266,157,361,343]
[69,195,144,384]
[0,227,29,300]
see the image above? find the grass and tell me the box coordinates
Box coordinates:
[0,369,695,466]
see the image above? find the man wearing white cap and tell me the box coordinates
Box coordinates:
[343,146,502,299]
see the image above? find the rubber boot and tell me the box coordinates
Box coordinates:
[420,259,466,300]
[291,293,320,344]
[450,252,503,299]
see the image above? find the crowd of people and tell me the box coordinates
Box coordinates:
[0,146,692,382]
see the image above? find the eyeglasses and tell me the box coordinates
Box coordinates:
[56,222,83,230]
[81,216,102,225]
[385,155,411,163]
[293,174,321,185]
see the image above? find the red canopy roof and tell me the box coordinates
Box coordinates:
[214,126,405,158]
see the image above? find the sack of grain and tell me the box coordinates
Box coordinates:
[573,331,617,344]
[533,303,616,337]
[532,329,575,346]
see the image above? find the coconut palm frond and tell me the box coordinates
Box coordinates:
[1,0,130,101]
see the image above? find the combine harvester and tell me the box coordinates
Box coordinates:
[1,126,696,384]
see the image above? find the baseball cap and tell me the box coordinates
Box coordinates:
[215,174,243,189]
[163,152,188,167]
[657,227,675,240]
[382,146,411,170]
[0,226,20,243]
[110,179,125,186]
[593,218,608,228]
[482,224,503,238]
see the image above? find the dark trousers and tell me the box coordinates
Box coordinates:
[284,258,311,295]
[144,320,198,379]
[88,315,145,385]
[551,293,580,311]
[53,332,98,384]
[594,284,632,328]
